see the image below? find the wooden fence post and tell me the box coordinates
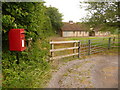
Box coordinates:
[78,41,81,58]
[108,37,111,49]
[113,37,115,44]
[73,42,76,57]
[51,40,54,58]
[88,40,91,55]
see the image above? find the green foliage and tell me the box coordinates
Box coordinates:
[46,6,63,33]
[80,2,118,24]
[2,2,63,88]
[2,2,53,40]
[79,2,119,34]
[99,25,118,34]
[2,40,50,88]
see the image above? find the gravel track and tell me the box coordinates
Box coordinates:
[47,54,118,88]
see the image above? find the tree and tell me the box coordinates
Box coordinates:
[79,2,119,33]
[80,2,119,27]
[46,6,63,33]
[2,2,53,41]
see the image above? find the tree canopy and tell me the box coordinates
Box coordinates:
[2,2,63,41]
[46,6,63,33]
[80,2,119,25]
[80,2,119,33]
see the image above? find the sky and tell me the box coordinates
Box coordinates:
[44,0,88,22]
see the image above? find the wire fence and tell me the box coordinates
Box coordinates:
[50,37,119,60]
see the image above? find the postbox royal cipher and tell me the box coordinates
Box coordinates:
[9,29,26,51]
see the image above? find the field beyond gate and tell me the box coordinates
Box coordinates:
[50,37,119,60]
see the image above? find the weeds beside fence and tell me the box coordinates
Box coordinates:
[50,37,119,60]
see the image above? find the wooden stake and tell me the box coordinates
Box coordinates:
[78,41,81,58]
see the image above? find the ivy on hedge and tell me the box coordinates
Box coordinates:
[2,2,62,88]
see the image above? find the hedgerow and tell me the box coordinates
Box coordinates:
[2,2,62,88]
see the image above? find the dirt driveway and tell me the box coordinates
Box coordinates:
[47,54,118,88]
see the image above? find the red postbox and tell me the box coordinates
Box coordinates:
[9,29,26,51]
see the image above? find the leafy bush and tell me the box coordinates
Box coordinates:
[2,2,62,88]
[2,39,51,88]
[99,25,119,34]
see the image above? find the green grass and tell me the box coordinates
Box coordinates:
[53,37,110,57]
[50,35,119,72]
[49,37,119,88]
[66,36,110,41]
[65,36,119,48]
[51,36,119,63]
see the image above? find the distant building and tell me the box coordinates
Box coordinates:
[61,21,110,37]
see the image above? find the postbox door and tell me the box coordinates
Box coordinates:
[9,29,26,51]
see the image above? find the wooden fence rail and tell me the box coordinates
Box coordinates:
[111,37,120,48]
[50,40,80,60]
[50,47,79,52]
[50,37,119,60]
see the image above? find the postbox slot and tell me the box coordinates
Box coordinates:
[21,34,25,38]
[21,32,25,34]
[21,37,25,39]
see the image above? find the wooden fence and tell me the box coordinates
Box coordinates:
[50,37,119,60]
[111,37,120,48]
[50,40,80,60]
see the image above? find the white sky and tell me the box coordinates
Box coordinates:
[44,0,88,22]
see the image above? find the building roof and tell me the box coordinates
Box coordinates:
[61,22,87,31]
